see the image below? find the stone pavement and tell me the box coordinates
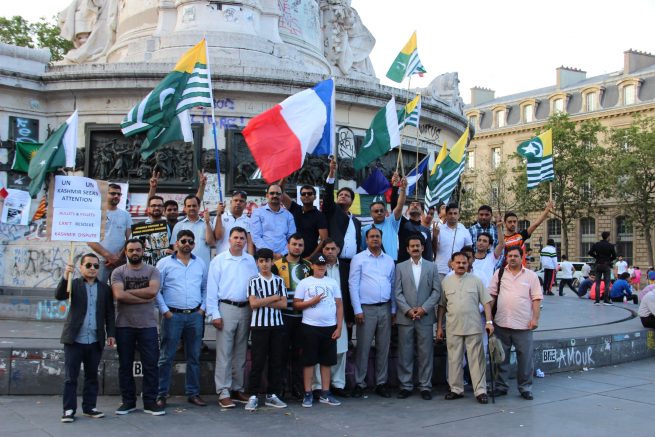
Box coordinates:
[1,356,654,437]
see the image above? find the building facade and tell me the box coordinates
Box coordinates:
[463,50,655,267]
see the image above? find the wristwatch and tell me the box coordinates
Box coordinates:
[485,320,493,325]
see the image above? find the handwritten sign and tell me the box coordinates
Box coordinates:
[50,176,103,242]
[53,176,102,209]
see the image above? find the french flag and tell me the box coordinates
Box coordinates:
[242,78,335,183]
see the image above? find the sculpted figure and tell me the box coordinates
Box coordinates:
[320,0,375,77]
[424,72,465,115]
[57,0,119,64]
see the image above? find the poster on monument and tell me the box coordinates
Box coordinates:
[0,189,31,226]
[130,220,170,266]
[49,176,104,242]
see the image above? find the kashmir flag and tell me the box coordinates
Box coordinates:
[425,127,469,208]
[397,94,421,130]
[27,113,78,197]
[386,32,427,83]
[406,154,429,196]
[517,129,554,189]
[121,39,212,158]
[424,142,448,208]
[11,142,42,172]
[353,98,401,171]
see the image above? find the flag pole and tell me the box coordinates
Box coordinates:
[413,92,421,200]
[204,38,223,202]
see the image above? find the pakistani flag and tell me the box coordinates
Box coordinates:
[353,98,401,171]
[397,94,421,130]
[121,39,212,158]
[386,32,427,83]
[517,129,554,189]
[11,142,42,172]
[425,126,469,208]
[27,111,79,197]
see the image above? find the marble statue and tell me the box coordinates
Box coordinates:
[424,72,465,115]
[320,0,376,78]
[57,0,119,64]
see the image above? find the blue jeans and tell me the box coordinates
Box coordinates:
[158,311,203,397]
[63,342,102,413]
[115,326,159,406]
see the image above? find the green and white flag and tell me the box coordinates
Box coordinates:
[397,94,421,130]
[11,142,42,173]
[27,111,79,197]
[353,98,401,171]
[121,39,212,158]
[425,126,469,208]
[386,32,427,83]
[517,129,554,189]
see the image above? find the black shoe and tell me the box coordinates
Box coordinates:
[396,389,412,399]
[489,389,507,397]
[115,403,136,415]
[476,394,489,404]
[330,386,350,398]
[351,385,364,398]
[82,408,105,418]
[444,391,464,400]
[143,404,166,416]
[156,397,167,408]
[520,391,534,400]
[420,390,432,400]
[375,384,391,398]
[61,410,75,423]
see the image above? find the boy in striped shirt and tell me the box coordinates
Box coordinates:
[245,248,288,411]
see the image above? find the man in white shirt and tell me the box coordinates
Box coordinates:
[206,227,258,408]
[213,190,254,255]
[615,255,628,276]
[472,219,505,289]
[558,255,578,296]
[435,203,473,279]
[540,239,558,296]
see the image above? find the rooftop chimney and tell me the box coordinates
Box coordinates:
[624,49,655,74]
[470,87,495,106]
[556,66,586,89]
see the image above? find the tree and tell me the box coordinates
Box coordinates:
[0,15,73,62]
[608,116,655,266]
[512,113,609,254]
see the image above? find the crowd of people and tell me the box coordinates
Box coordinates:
[55,157,652,424]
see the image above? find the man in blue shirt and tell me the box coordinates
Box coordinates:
[577,273,595,298]
[250,184,296,258]
[156,229,208,408]
[468,205,498,253]
[610,272,638,304]
[360,177,407,261]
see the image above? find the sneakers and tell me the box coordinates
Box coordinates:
[61,410,75,423]
[594,302,601,305]
[319,392,341,406]
[115,403,136,415]
[244,395,258,411]
[143,404,166,416]
[265,394,287,409]
[83,408,105,419]
[302,392,313,408]
[603,301,613,306]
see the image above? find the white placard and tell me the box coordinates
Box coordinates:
[53,176,102,210]
[51,208,102,242]
[1,189,31,226]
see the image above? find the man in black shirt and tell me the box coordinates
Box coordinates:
[588,231,617,305]
[390,194,433,262]
[279,179,328,259]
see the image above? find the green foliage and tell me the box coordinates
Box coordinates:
[0,15,73,61]
[511,113,608,251]
[607,115,655,265]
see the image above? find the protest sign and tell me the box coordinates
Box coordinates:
[49,176,104,242]
[1,189,32,225]
[131,220,170,265]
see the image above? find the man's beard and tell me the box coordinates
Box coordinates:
[127,255,143,265]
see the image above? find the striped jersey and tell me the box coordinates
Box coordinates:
[247,273,287,328]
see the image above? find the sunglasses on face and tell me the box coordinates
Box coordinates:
[300,192,314,196]
[179,239,195,245]
[268,192,282,196]
[108,192,122,196]
[84,263,100,269]
[372,209,385,213]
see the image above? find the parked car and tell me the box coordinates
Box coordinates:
[536,262,588,287]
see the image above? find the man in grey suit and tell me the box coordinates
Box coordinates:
[394,234,441,400]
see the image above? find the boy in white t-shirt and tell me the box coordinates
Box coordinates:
[293,254,343,408]
[558,255,578,296]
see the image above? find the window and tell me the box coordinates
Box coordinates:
[585,93,597,112]
[496,109,506,128]
[616,216,633,264]
[580,180,592,198]
[491,147,501,168]
[547,218,562,254]
[523,104,534,123]
[467,150,475,170]
[491,185,499,205]
[469,115,478,127]
[580,217,595,259]
[553,98,564,113]
[518,220,530,232]
[623,84,635,105]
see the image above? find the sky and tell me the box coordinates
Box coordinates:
[3,0,655,103]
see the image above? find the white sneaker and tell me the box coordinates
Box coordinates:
[265,394,287,409]
[244,395,258,411]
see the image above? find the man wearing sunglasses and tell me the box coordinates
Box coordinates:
[278,179,328,259]
[213,190,254,255]
[56,254,116,423]
[155,230,208,408]
[88,183,132,283]
[171,195,216,269]
[250,184,296,259]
